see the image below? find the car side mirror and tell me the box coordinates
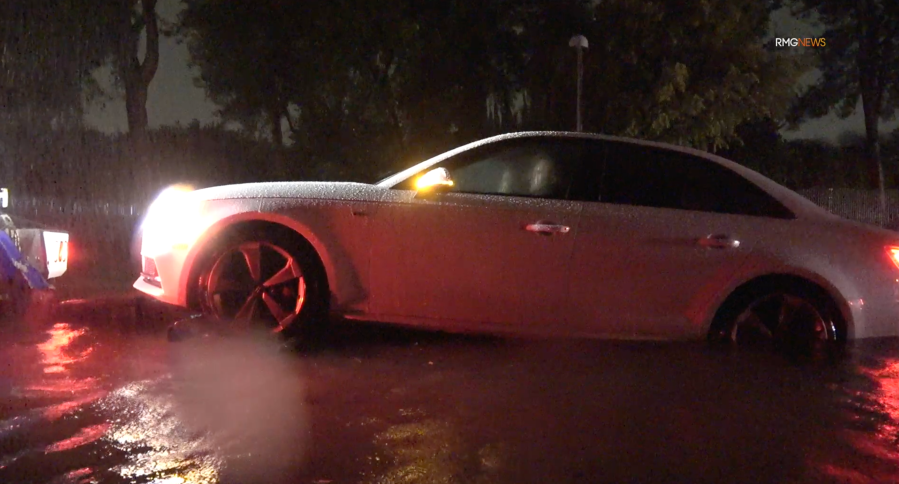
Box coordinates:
[414,167,454,197]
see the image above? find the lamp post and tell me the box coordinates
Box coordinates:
[568,35,588,132]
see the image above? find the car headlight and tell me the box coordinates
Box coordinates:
[140,185,203,255]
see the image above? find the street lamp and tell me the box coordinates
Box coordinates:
[569,35,588,132]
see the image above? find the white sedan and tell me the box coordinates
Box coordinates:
[134,132,899,347]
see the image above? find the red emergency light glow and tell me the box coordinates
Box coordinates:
[886,246,899,270]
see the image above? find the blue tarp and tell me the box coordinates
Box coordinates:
[0,231,50,290]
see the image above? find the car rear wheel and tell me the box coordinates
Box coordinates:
[712,284,840,353]
[196,233,326,338]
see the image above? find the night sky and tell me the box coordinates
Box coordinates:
[83,0,897,144]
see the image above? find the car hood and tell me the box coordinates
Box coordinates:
[191,181,385,202]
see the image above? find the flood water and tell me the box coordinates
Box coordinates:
[3,302,899,484]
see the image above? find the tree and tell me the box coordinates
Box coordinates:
[0,0,163,144]
[179,0,809,179]
[0,0,123,194]
[179,0,514,177]
[788,0,899,209]
[720,118,791,183]
[179,1,287,146]
[109,0,161,143]
[0,0,112,127]
[514,0,810,151]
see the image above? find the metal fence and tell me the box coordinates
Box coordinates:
[8,197,143,222]
[4,196,142,275]
[7,189,899,226]
[797,188,899,227]
[1,189,896,257]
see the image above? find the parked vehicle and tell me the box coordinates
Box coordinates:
[0,191,69,320]
[0,211,69,282]
[135,132,899,348]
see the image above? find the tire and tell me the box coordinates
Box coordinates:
[710,281,841,354]
[194,230,327,339]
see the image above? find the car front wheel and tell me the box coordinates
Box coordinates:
[196,233,326,338]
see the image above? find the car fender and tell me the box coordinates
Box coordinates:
[177,204,364,312]
[690,258,859,340]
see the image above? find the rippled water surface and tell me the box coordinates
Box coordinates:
[3,312,899,484]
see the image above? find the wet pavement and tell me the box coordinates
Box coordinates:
[3,297,899,483]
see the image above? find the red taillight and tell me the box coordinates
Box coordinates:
[887,246,899,269]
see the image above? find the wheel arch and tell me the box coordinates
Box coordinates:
[704,271,853,342]
[179,212,334,311]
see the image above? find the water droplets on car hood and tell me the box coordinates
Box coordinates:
[193,181,385,202]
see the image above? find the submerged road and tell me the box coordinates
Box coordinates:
[2,297,899,484]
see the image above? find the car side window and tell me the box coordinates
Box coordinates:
[592,141,794,218]
[399,139,582,200]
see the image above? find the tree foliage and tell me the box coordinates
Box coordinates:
[722,120,873,189]
[788,0,899,193]
[516,0,809,150]
[0,0,162,141]
[179,0,807,179]
[0,1,112,127]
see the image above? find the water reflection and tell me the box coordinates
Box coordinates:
[45,423,110,453]
[365,417,508,484]
[35,323,93,374]
[166,336,308,482]
[0,322,109,479]
[812,346,899,483]
[863,358,899,440]
[13,320,899,484]
[23,323,106,423]
[96,335,308,483]
[101,380,223,483]
[339,340,899,484]
[49,467,94,484]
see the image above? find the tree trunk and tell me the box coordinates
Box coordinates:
[269,110,283,147]
[857,0,886,215]
[266,107,290,179]
[862,94,884,207]
[125,80,149,142]
[117,0,159,147]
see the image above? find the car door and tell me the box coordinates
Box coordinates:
[368,137,586,331]
[567,140,796,339]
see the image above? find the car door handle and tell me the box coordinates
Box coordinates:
[697,234,740,249]
[525,223,570,235]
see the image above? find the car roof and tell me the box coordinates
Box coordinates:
[376,131,829,218]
